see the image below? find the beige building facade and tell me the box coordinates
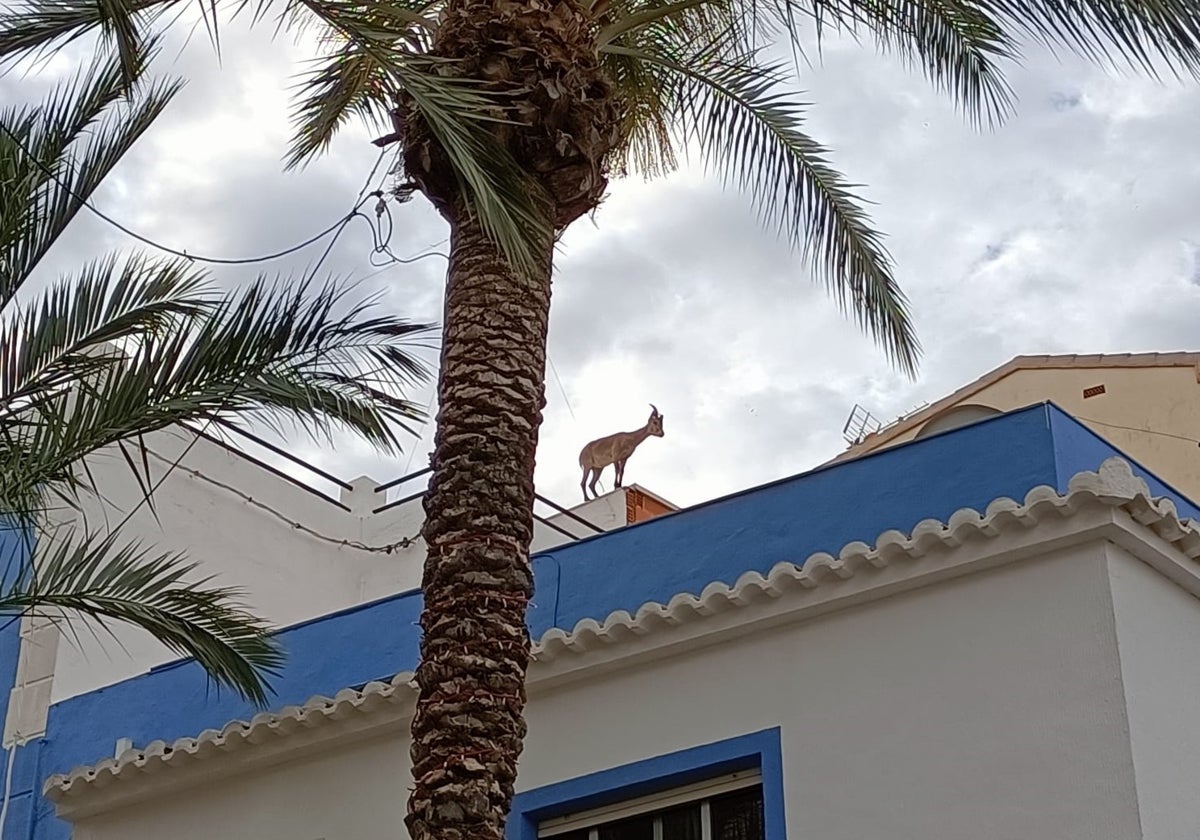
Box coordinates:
[836,352,1200,500]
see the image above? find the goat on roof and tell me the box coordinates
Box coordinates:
[578,405,664,501]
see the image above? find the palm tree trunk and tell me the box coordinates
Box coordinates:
[407,206,553,840]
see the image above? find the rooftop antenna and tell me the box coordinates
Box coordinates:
[842,404,882,445]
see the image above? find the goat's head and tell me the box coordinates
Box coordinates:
[647,404,664,437]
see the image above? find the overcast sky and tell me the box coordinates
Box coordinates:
[8,15,1200,511]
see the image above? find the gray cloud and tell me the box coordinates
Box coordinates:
[11,16,1200,510]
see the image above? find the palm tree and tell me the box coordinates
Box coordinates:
[5,0,1200,835]
[0,43,432,705]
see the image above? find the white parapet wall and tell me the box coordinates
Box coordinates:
[5,426,668,741]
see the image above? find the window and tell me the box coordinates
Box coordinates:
[509,729,784,840]
[539,773,764,840]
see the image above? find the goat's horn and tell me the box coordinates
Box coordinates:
[649,403,659,415]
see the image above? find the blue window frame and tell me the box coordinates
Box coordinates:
[509,729,785,840]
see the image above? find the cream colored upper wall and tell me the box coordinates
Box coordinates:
[69,543,1142,840]
[882,365,1200,500]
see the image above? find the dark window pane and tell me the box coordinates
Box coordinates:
[709,787,764,840]
[599,813,655,840]
[661,803,702,840]
[553,830,591,840]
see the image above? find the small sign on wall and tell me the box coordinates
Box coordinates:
[1083,384,1106,399]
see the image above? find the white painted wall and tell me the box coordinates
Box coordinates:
[1108,543,1200,840]
[43,428,392,705]
[26,428,638,715]
[69,542,1144,840]
[353,483,623,600]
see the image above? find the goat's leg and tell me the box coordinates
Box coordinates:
[614,459,625,488]
[589,465,604,498]
[581,466,591,501]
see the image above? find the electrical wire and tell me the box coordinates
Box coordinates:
[90,151,393,540]
[0,122,390,267]
[361,201,449,267]
[138,444,419,552]
[548,353,576,422]
[1074,416,1200,446]
[358,238,450,283]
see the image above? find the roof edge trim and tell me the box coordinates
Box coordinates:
[44,457,1200,811]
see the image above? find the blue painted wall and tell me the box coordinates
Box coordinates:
[1047,408,1200,522]
[27,590,426,839]
[530,403,1059,631]
[0,526,34,840]
[17,402,1200,839]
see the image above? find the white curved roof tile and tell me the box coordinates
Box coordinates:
[45,457,1196,802]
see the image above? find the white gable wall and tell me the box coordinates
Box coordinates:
[46,428,380,704]
[1109,543,1200,840]
[17,427,641,735]
[68,540,1143,840]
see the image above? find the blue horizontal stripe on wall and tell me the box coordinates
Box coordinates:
[529,403,1062,632]
[19,401,1200,840]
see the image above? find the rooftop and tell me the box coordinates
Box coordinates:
[30,402,1200,792]
[46,454,1200,811]
[834,351,1200,462]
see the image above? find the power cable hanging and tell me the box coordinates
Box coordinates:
[358,193,448,267]
[89,154,396,540]
[1074,416,1200,446]
[548,353,577,422]
[0,123,392,267]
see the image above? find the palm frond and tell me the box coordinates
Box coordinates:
[0,260,434,521]
[596,0,716,46]
[0,255,210,412]
[755,0,1200,123]
[0,0,177,82]
[610,43,919,373]
[0,46,181,305]
[846,0,1016,126]
[598,1,734,177]
[600,45,679,178]
[287,41,395,169]
[971,0,1200,79]
[283,0,445,169]
[2,526,283,705]
[295,0,555,274]
[602,0,1014,129]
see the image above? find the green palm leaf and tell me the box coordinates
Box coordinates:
[0,255,209,412]
[835,0,1017,126]
[2,526,283,706]
[0,45,180,304]
[287,42,395,169]
[607,41,920,372]
[0,262,433,520]
[0,38,436,704]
